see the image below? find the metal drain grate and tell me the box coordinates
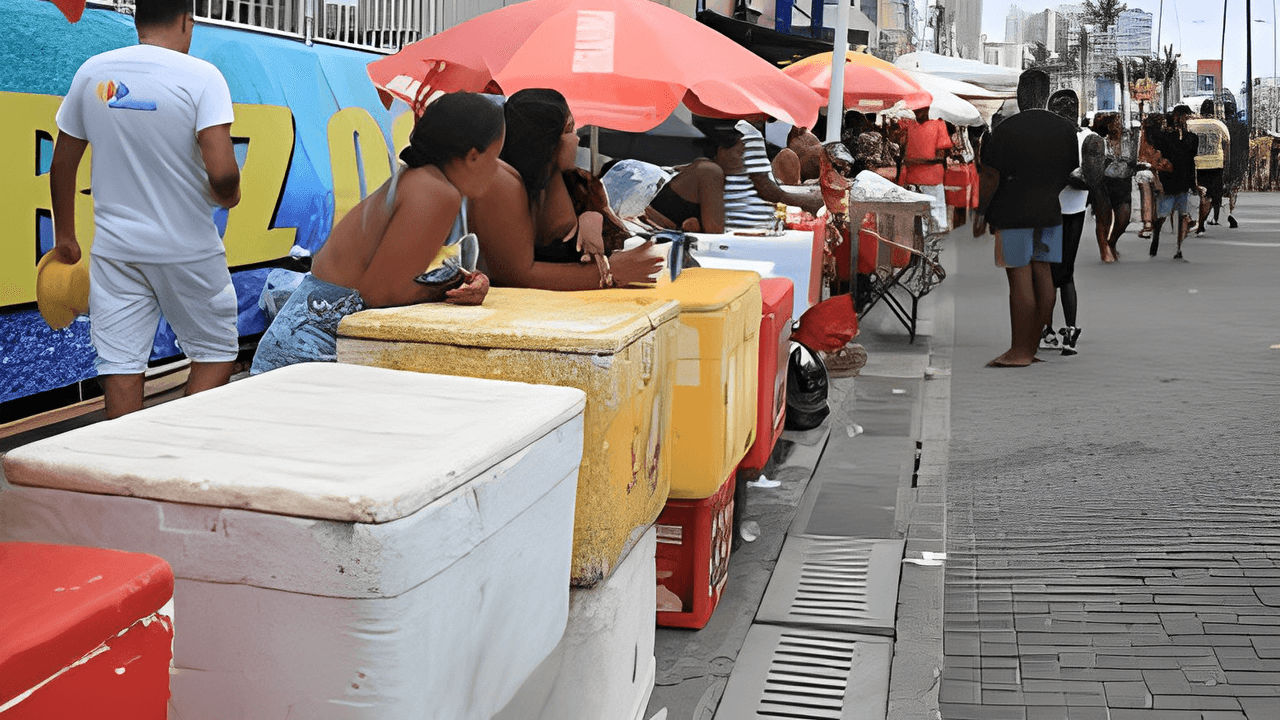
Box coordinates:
[757,536,904,636]
[713,625,892,720]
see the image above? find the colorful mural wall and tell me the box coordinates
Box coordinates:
[0,0,412,404]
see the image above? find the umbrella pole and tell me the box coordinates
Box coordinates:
[825,0,850,143]
[590,126,602,175]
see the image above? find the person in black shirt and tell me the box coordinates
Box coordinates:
[976,69,1080,367]
[1149,105,1199,260]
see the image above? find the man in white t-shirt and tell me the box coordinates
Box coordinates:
[50,0,241,419]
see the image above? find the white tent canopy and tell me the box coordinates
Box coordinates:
[895,52,1020,96]
[904,71,983,127]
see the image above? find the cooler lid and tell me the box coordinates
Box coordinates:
[0,542,173,707]
[651,268,761,312]
[1,364,585,524]
[760,277,795,315]
[339,288,679,354]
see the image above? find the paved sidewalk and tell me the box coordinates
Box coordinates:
[940,195,1280,720]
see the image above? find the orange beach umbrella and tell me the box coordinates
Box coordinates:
[367,0,823,131]
[783,51,932,113]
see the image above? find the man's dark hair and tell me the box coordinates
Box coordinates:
[1200,99,1216,116]
[134,0,192,27]
[1172,104,1193,118]
[1016,69,1051,111]
[692,117,743,158]
[1047,89,1080,122]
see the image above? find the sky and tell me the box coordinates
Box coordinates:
[978,0,1280,93]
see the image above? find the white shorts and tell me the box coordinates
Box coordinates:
[89,254,239,375]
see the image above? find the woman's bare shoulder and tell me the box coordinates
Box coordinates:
[475,161,530,207]
[396,166,462,208]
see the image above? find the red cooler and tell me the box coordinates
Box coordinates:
[0,543,173,719]
[654,473,735,629]
[739,277,794,475]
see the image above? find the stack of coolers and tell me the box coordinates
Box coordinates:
[739,277,795,479]
[0,363,588,719]
[336,290,678,720]
[617,269,764,630]
[0,543,174,719]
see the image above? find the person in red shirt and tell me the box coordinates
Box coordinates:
[900,108,954,232]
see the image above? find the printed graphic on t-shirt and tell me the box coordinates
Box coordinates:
[1196,129,1222,156]
[96,80,156,111]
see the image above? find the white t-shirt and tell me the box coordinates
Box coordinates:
[1059,128,1093,216]
[56,44,235,263]
[723,120,778,229]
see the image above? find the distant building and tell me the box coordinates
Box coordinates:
[1117,8,1153,58]
[1198,59,1223,95]
[941,0,983,61]
[1024,8,1067,59]
[1004,5,1027,45]
[984,40,1027,71]
[878,0,914,57]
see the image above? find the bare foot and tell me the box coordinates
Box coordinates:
[1101,249,1117,263]
[986,351,1033,368]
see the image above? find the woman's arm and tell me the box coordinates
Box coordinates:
[471,165,607,291]
[355,172,472,308]
[695,162,726,234]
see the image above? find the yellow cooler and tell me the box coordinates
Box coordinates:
[336,289,678,588]
[618,268,762,500]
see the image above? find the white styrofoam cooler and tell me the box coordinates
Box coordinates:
[0,363,587,720]
[495,526,657,720]
[690,230,820,312]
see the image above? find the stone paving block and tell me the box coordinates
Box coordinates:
[939,679,982,704]
[1059,667,1143,681]
[1239,697,1280,717]
[1223,671,1280,685]
[1095,654,1181,670]
[1198,712,1247,720]
[1025,707,1068,720]
[1064,708,1110,720]
[1151,694,1243,710]
[1107,710,1201,719]
[940,702,1027,720]
[984,688,1027,705]
[1142,669,1194,694]
[1059,689,1107,706]
[1058,652,1097,668]
[1103,681,1153,708]
[983,667,1020,685]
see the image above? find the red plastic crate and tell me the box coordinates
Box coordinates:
[0,542,174,719]
[739,277,794,475]
[654,472,735,629]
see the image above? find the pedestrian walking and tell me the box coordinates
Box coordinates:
[1040,89,1103,357]
[1090,113,1137,263]
[1223,99,1248,228]
[1148,106,1199,261]
[49,0,241,419]
[1135,113,1168,240]
[975,70,1079,368]
[1190,100,1231,234]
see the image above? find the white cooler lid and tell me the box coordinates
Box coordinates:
[2,364,585,524]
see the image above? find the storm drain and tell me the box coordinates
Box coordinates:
[756,536,904,636]
[713,625,892,720]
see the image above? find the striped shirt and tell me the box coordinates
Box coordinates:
[724,121,778,229]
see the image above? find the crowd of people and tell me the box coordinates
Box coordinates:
[49,0,1252,419]
[975,69,1246,368]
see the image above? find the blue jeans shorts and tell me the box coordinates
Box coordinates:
[997,225,1064,268]
[1158,192,1191,216]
